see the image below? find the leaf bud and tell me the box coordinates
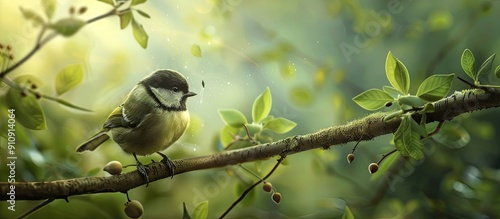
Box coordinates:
[103,160,123,175]
[34,91,42,99]
[262,182,273,193]
[346,153,355,164]
[271,192,282,204]
[368,163,379,174]
[124,200,144,218]
[20,89,28,97]
[78,6,87,14]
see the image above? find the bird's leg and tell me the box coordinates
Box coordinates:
[133,153,150,187]
[157,152,176,179]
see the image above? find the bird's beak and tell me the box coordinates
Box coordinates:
[184,91,197,98]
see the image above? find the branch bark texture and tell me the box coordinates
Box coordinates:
[1,89,499,200]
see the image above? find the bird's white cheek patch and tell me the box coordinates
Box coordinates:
[150,87,182,108]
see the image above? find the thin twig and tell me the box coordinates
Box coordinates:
[219,156,285,219]
[0,5,122,79]
[376,149,397,165]
[18,198,55,219]
[457,76,477,88]
[421,120,445,141]
[242,124,257,144]
[351,134,364,154]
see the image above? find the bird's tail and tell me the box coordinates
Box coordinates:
[76,132,110,152]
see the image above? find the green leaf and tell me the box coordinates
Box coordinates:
[12,74,44,87]
[461,49,476,81]
[252,87,272,123]
[290,86,313,106]
[342,206,355,219]
[495,65,500,78]
[135,9,151,18]
[192,201,208,219]
[182,202,192,219]
[352,88,394,111]
[416,73,454,102]
[41,0,56,19]
[220,125,238,146]
[131,0,147,6]
[55,64,83,95]
[191,44,203,58]
[119,10,132,29]
[20,7,45,26]
[260,115,274,124]
[394,116,424,160]
[97,0,115,6]
[421,103,435,113]
[6,88,46,130]
[383,110,403,122]
[382,86,403,98]
[263,117,297,134]
[477,53,496,78]
[385,51,410,94]
[397,95,426,108]
[49,18,86,37]
[219,109,247,128]
[245,123,262,136]
[132,19,148,48]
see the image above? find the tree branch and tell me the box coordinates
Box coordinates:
[2,88,500,201]
[0,4,121,79]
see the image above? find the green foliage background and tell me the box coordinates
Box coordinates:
[1,0,500,218]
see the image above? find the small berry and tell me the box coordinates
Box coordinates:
[34,92,42,99]
[69,6,75,14]
[263,182,273,193]
[385,101,393,107]
[103,160,123,175]
[0,44,3,49]
[346,153,355,164]
[271,192,282,204]
[20,90,28,97]
[8,54,13,60]
[6,45,11,51]
[31,83,37,89]
[368,163,379,174]
[124,200,144,218]
[78,6,87,14]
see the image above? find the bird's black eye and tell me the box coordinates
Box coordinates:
[172,87,179,92]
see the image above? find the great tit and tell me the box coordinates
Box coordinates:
[76,69,196,185]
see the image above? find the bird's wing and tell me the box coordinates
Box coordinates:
[103,105,141,129]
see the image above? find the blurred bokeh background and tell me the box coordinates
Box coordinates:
[1,0,500,218]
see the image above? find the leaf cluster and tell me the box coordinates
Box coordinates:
[460,49,500,86]
[219,87,297,149]
[353,51,455,160]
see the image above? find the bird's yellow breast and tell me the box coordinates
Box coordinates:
[110,110,190,155]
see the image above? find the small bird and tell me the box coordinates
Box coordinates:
[76,69,196,185]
